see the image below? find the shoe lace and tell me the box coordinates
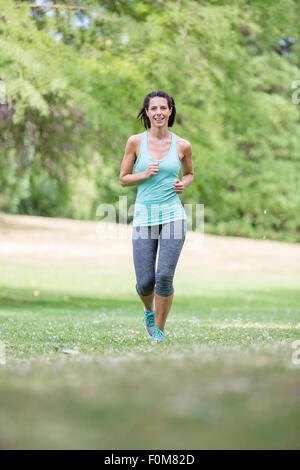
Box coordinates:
[153,327,164,338]
[145,311,155,328]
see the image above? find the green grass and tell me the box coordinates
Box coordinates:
[0,221,300,449]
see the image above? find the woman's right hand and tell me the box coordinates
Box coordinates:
[144,162,159,179]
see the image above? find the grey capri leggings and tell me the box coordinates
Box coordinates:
[132,218,187,297]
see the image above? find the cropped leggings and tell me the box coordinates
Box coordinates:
[132,218,186,297]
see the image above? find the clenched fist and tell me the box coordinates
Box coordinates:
[144,162,159,179]
[173,178,184,194]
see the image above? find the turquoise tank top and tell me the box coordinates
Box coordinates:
[132,131,187,226]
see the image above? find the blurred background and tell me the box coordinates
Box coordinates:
[0,0,299,241]
[0,0,300,451]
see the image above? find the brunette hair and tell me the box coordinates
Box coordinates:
[137,90,176,129]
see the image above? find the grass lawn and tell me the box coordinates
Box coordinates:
[0,213,299,449]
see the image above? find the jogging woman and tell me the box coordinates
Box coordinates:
[119,90,194,343]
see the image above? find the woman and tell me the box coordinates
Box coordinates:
[119,90,194,343]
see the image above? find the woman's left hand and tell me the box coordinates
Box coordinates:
[173,178,184,194]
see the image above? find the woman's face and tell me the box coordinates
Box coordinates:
[145,97,172,128]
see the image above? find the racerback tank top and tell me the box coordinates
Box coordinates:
[132,130,187,226]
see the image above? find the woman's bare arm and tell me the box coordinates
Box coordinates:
[173,139,194,194]
[181,140,194,189]
[120,135,159,186]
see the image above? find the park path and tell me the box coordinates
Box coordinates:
[0,213,299,282]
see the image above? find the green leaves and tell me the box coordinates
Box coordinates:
[0,0,299,240]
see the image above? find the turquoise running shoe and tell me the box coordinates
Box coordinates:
[151,327,166,343]
[143,299,155,337]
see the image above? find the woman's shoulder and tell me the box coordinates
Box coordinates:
[127,132,145,161]
[128,132,144,142]
[173,133,192,161]
[174,133,192,150]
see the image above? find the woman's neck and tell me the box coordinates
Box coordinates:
[148,127,171,140]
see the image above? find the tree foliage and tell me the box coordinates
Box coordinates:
[0,0,299,241]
